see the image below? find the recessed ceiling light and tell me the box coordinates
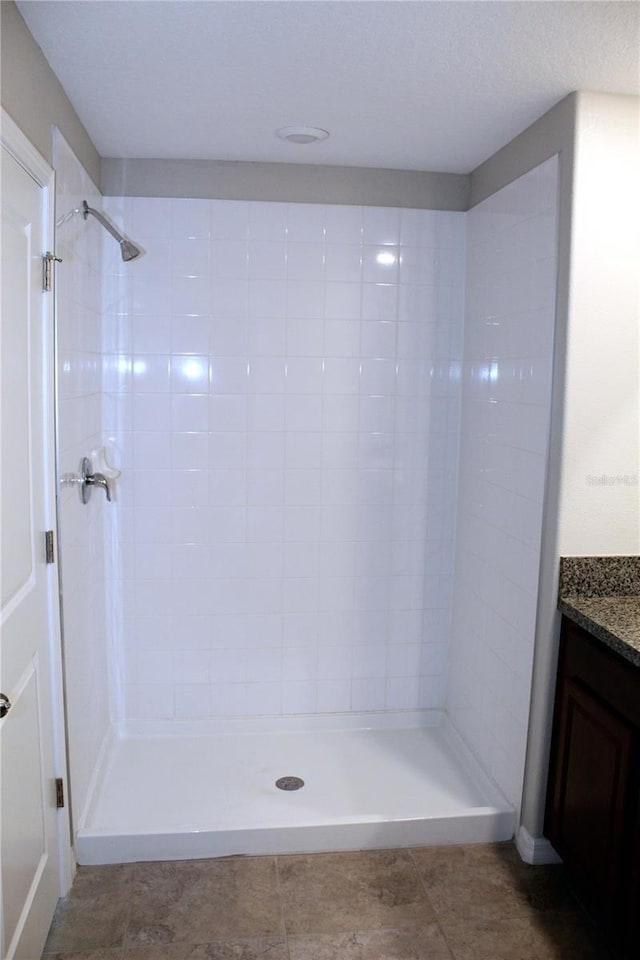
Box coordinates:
[275,125,330,145]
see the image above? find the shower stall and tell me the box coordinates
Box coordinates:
[54,129,558,864]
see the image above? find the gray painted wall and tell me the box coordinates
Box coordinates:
[0,1,100,186]
[469,94,576,206]
[101,157,469,210]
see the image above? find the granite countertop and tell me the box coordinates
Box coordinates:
[558,556,640,669]
[559,595,640,668]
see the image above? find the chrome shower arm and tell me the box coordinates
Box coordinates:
[81,201,142,261]
[82,200,125,244]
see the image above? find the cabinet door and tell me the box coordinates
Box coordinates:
[626,792,640,944]
[546,676,634,919]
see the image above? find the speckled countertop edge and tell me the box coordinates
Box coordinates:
[559,556,640,669]
[559,556,640,597]
[558,596,640,668]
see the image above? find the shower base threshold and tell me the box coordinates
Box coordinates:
[75,710,516,864]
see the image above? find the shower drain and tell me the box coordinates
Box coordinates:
[275,776,305,791]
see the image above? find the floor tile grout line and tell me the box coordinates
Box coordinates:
[273,854,293,960]
[119,866,133,960]
[408,847,458,960]
[119,861,138,957]
[407,846,439,913]
[120,898,132,959]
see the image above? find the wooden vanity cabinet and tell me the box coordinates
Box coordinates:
[545,617,640,946]
[627,790,640,943]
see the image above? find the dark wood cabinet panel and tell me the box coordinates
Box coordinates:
[545,617,640,952]
[627,791,640,943]
[562,620,640,726]
[546,676,633,916]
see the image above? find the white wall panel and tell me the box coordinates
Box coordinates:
[447,157,558,811]
[103,198,465,719]
[54,131,110,824]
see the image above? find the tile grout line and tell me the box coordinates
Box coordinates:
[274,854,292,960]
[119,862,135,958]
[407,847,458,960]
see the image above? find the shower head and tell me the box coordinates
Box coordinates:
[82,201,142,262]
[120,239,142,262]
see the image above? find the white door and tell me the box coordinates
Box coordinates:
[1,141,62,959]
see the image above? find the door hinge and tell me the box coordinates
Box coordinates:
[42,252,62,292]
[55,778,65,809]
[45,530,55,564]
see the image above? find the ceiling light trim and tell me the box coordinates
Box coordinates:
[275,125,330,145]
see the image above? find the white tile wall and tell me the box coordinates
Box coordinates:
[447,157,558,811]
[54,131,110,820]
[103,198,465,719]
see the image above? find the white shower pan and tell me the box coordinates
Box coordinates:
[75,710,516,864]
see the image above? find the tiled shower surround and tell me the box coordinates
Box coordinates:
[54,132,110,821]
[448,157,558,808]
[102,200,465,720]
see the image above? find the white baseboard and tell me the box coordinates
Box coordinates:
[516,825,562,865]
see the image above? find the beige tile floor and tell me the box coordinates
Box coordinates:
[41,842,615,960]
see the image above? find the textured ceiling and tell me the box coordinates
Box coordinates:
[17,0,640,173]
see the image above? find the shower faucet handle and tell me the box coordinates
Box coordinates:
[85,471,113,502]
[77,456,115,504]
